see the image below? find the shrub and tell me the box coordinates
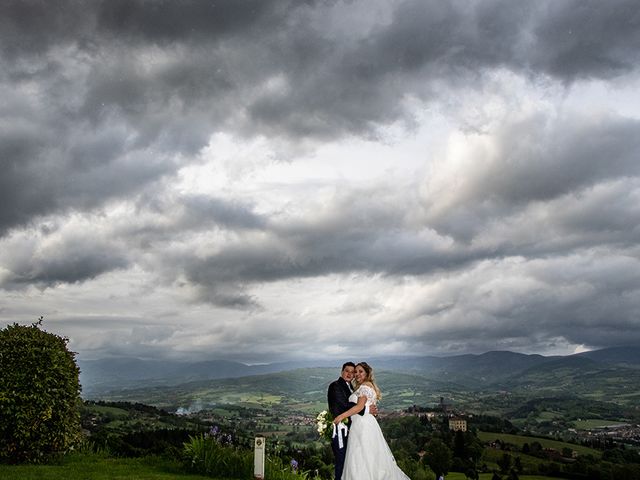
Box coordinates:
[183,433,310,479]
[183,433,252,477]
[0,320,82,463]
[89,428,202,458]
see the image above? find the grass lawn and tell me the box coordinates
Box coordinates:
[0,454,217,480]
[481,447,548,474]
[445,474,558,480]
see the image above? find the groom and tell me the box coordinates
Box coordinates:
[327,362,377,480]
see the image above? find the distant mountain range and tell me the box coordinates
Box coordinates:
[79,345,640,398]
[79,357,325,396]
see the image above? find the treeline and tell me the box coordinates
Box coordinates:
[87,400,172,415]
[81,400,210,457]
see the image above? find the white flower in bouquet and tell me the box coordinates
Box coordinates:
[315,410,334,441]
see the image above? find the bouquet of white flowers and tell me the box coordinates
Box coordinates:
[316,410,349,442]
[315,410,334,441]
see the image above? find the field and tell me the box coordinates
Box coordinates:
[89,404,130,418]
[446,474,557,480]
[477,431,601,458]
[572,418,628,429]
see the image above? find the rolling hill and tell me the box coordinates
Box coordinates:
[80,346,640,414]
[85,351,640,424]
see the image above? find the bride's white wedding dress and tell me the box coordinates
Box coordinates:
[342,385,410,480]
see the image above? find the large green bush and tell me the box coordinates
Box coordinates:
[0,320,82,463]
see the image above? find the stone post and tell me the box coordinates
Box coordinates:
[254,436,265,479]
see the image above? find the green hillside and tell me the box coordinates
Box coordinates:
[80,347,640,401]
[97,362,640,427]
[477,431,601,458]
[98,368,468,412]
[504,361,640,404]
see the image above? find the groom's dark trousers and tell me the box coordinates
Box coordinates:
[327,378,363,480]
[330,427,348,480]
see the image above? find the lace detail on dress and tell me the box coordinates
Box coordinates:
[355,384,377,405]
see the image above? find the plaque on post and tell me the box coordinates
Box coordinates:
[254,436,265,479]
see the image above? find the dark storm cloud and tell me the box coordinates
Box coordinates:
[121,193,267,246]
[420,111,640,243]
[0,110,178,236]
[1,0,639,237]
[386,0,640,80]
[178,195,266,231]
[531,1,640,79]
[95,0,284,42]
[0,1,89,57]
[248,0,640,138]
[1,234,130,289]
[403,252,640,353]
[175,191,487,308]
[0,191,267,289]
[0,118,50,230]
[550,179,640,244]
[485,115,640,204]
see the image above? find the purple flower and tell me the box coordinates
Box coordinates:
[290,459,299,471]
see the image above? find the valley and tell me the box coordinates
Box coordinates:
[63,347,640,479]
[83,347,640,446]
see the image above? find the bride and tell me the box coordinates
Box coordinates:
[333,362,410,480]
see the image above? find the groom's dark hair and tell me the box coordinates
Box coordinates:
[342,362,356,371]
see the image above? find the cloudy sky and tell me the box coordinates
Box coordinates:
[1,0,640,363]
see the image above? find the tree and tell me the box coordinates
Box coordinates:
[0,320,82,463]
[497,453,512,474]
[453,430,464,455]
[465,467,479,479]
[423,438,452,478]
[562,447,574,458]
[513,456,523,473]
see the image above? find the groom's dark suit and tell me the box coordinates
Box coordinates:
[327,378,364,480]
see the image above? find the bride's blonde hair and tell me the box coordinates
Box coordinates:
[355,362,382,400]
